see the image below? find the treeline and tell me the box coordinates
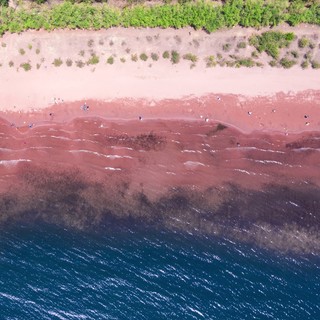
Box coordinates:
[0,0,319,35]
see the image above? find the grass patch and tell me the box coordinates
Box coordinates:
[76,60,85,68]
[290,50,299,59]
[125,48,131,54]
[249,31,295,59]
[131,54,138,62]
[151,53,159,61]
[279,57,296,69]
[53,58,63,67]
[301,60,309,69]
[183,53,198,63]
[171,50,180,64]
[79,50,85,57]
[140,53,148,61]
[120,57,126,63]
[35,48,40,54]
[205,55,216,68]
[162,51,170,59]
[66,59,73,67]
[107,56,114,64]
[28,44,32,50]
[36,63,41,69]
[9,61,14,67]
[146,36,153,42]
[19,48,25,55]
[1,43,6,47]
[87,54,99,65]
[20,62,31,71]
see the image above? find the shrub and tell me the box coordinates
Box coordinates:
[36,63,41,69]
[269,60,277,67]
[301,60,309,69]
[28,44,32,50]
[120,57,126,63]
[162,51,170,59]
[298,37,309,48]
[309,42,315,49]
[1,43,6,47]
[79,50,85,57]
[222,43,231,52]
[36,48,40,54]
[237,42,246,49]
[9,61,14,67]
[251,51,259,59]
[171,50,180,64]
[311,60,320,69]
[140,53,148,61]
[19,48,25,55]
[304,51,312,60]
[206,55,216,68]
[131,54,138,62]
[20,62,31,71]
[279,58,296,69]
[87,39,94,47]
[76,60,85,68]
[66,59,73,67]
[183,53,198,63]
[87,54,99,65]
[107,56,114,64]
[53,58,63,67]
[151,53,159,61]
[236,58,255,68]
[290,51,299,59]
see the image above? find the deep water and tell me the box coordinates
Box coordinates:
[1,222,320,320]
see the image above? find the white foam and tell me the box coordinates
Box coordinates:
[104,167,122,171]
[184,161,206,167]
[0,159,31,166]
[233,168,256,175]
[182,149,202,154]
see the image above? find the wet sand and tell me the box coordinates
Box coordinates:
[0,93,320,253]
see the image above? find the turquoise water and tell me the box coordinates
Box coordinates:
[1,222,320,319]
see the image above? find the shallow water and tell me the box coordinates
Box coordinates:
[1,223,320,319]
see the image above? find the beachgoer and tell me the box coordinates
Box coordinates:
[248,111,252,116]
[139,116,142,121]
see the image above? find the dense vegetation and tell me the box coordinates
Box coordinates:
[0,0,319,35]
[249,31,296,59]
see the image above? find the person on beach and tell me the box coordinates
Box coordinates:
[81,102,89,111]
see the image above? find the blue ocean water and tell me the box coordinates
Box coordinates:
[1,222,319,320]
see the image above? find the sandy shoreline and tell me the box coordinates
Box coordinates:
[1,91,320,134]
